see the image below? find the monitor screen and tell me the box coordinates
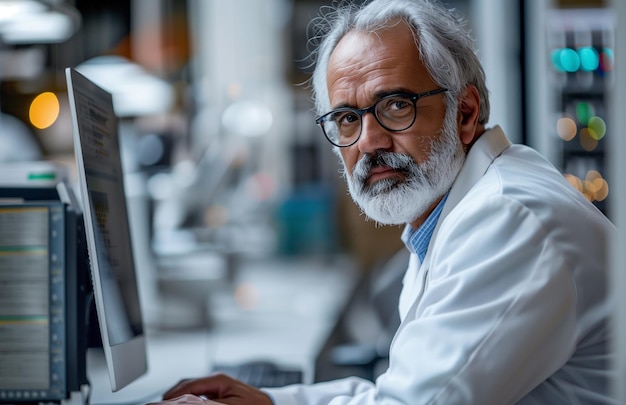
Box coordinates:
[66,67,147,392]
[0,202,68,401]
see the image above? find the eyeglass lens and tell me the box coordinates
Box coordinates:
[322,94,416,146]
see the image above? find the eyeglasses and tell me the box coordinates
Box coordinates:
[315,88,448,147]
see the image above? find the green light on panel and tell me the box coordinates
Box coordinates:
[28,172,56,181]
[576,102,594,125]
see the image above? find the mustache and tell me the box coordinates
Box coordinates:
[352,150,416,188]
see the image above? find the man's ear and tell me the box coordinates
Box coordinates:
[457,85,481,146]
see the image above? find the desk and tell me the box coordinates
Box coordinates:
[88,255,358,404]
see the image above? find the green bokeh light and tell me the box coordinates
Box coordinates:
[588,116,607,140]
[576,102,594,125]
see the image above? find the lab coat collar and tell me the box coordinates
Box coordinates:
[435,125,511,237]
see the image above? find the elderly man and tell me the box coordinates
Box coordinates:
[155,0,616,403]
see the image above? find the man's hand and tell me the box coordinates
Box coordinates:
[150,374,273,405]
[147,394,223,404]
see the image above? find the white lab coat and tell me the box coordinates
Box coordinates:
[264,126,616,404]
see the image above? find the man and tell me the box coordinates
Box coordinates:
[155,0,616,403]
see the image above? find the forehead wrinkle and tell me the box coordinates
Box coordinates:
[327,23,435,112]
[328,56,412,109]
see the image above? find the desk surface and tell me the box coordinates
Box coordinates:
[88,254,358,404]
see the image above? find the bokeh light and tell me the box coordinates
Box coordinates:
[585,170,609,202]
[579,128,598,151]
[587,116,606,140]
[578,47,599,71]
[600,48,614,73]
[552,48,581,72]
[557,116,577,141]
[551,49,563,71]
[564,174,583,192]
[592,178,609,201]
[29,92,60,129]
[551,46,614,74]
[575,101,594,125]
[564,170,609,203]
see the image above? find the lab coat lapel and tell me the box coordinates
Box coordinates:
[393,126,512,336]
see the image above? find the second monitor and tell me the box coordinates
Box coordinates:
[66,67,147,392]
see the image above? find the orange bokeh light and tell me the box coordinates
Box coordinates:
[29,92,60,129]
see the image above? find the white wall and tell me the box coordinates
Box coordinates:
[471,0,523,144]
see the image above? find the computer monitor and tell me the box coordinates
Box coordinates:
[66,67,147,392]
[0,202,71,401]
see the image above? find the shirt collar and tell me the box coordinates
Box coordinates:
[401,193,449,262]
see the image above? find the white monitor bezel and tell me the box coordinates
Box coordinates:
[66,67,147,392]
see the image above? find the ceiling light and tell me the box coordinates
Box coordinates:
[0,0,80,44]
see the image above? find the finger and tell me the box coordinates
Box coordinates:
[148,394,208,404]
[162,377,220,399]
[162,374,233,400]
[162,379,194,399]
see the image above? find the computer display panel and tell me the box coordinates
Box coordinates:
[65,67,147,392]
[0,202,67,401]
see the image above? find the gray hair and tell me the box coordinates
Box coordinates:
[309,0,490,125]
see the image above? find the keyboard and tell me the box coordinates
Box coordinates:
[212,361,303,388]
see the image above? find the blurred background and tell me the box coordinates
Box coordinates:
[0,0,618,340]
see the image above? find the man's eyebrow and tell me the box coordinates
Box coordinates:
[330,101,355,110]
[331,88,413,110]
[374,88,413,98]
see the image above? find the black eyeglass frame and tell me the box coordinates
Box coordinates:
[315,87,448,148]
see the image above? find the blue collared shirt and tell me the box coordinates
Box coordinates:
[401,194,449,263]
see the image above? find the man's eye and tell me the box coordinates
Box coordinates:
[384,98,411,111]
[333,111,359,126]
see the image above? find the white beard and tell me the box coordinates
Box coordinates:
[342,103,465,225]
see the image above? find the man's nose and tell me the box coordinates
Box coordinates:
[357,113,392,154]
